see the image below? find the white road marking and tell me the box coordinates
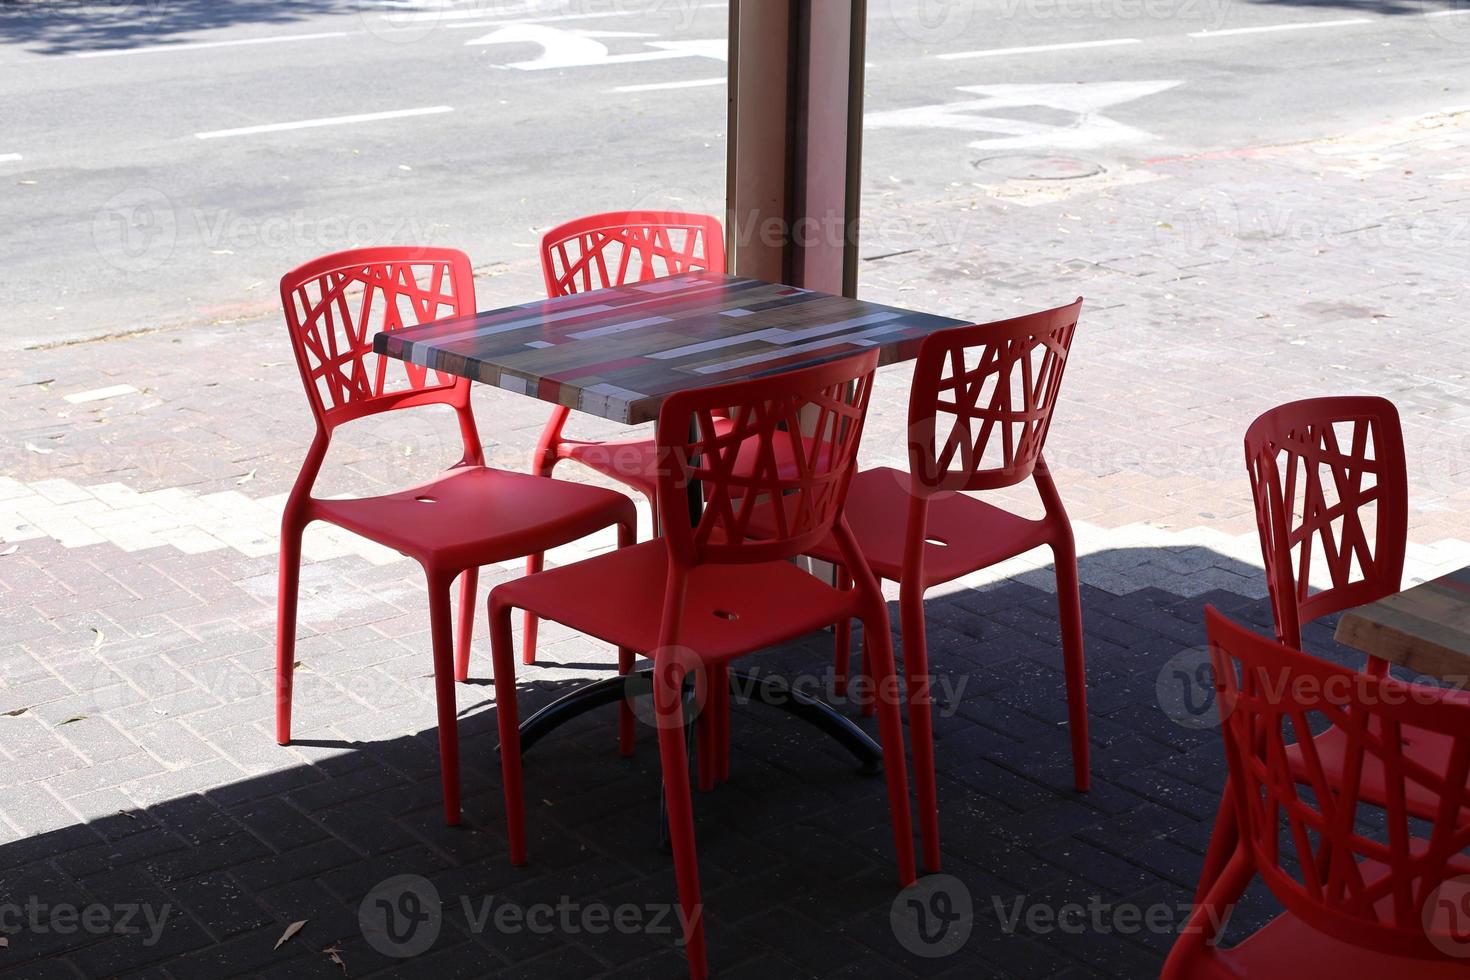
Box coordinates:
[639,40,727,62]
[195,106,453,140]
[446,15,643,32]
[1189,18,1372,38]
[865,80,1181,152]
[612,76,725,93]
[378,6,639,22]
[466,24,725,69]
[0,154,21,164]
[938,38,1142,61]
[74,31,348,58]
[1427,8,1470,14]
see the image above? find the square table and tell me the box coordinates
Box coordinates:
[373,271,969,425]
[1335,565,1470,684]
[375,271,970,768]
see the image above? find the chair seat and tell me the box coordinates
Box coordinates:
[1288,718,1470,820]
[314,465,632,569]
[1211,902,1469,979]
[492,541,857,661]
[1188,850,1470,978]
[803,467,1054,586]
[561,435,662,501]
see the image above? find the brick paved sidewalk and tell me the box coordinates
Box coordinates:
[0,107,1467,978]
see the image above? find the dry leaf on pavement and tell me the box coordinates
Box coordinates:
[275,921,307,950]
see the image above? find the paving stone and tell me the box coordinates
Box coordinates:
[158,925,315,979]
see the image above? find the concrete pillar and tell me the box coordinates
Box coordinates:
[727,0,867,297]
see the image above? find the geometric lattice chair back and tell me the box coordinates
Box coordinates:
[1243,396,1408,649]
[1206,607,1470,960]
[906,298,1082,496]
[540,210,726,297]
[279,247,476,428]
[654,351,878,568]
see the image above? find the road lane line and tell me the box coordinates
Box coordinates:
[938,38,1142,60]
[0,154,21,163]
[75,31,349,58]
[381,8,642,23]
[195,106,452,140]
[1189,18,1372,38]
[612,76,725,93]
[1427,8,1470,15]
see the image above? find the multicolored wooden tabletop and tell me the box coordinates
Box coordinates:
[373,272,969,424]
[1336,564,1470,682]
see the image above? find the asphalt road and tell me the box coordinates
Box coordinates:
[1,0,1467,348]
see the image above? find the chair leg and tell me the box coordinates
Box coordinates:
[859,628,876,718]
[426,575,462,826]
[696,669,716,794]
[617,646,637,758]
[655,662,708,979]
[615,516,638,758]
[454,566,479,683]
[522,452,559,667]
[856,577,879,718]
[833,565,852,696]
[522,552,543,667]
[712,663,730,784]
[275,515,305,746]
[646,489,661,540]
[1164,848,1253,980]
[899,582,941,874]
[1194,785,1238,906]
[490,597,527,864]
[862,603,919,888]
[1052,534,1090,792]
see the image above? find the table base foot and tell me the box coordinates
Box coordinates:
[504,667,882,774]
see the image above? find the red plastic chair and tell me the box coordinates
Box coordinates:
[1246,396,1408,655]
[523,211,728,665]
[1165,607,1470,979]
[275,247,636,825]
[1196,397,1462,899]
[488,351,917,979]
[792,299,1087,872]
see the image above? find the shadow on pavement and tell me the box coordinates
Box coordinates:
[0,543,1430,977]
[0,0,358,56]
[1233,0,1453,16]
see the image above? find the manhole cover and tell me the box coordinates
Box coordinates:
[971,155,1105,180]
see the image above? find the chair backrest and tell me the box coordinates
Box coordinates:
[540,211,726,297]
[1206,607,1470,960]
[654,351,878,567]
[1243,397,1407,649]
[906,299,1082,496]
[280,247,476,428]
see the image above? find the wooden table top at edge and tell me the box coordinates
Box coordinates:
[1335,565,1470,684]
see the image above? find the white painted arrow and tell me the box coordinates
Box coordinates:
[643,39,727,62]
[466,24,725,70]
[865,80,1181,151]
